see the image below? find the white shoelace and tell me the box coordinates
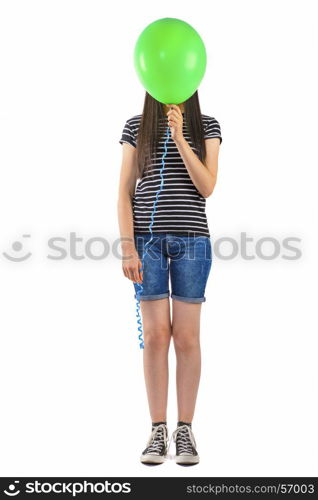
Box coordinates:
[145,424,169,455]
[172,425,197,455]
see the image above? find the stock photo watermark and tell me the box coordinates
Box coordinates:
[1,232,302,263]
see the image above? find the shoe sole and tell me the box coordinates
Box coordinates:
[140,454,166,465]
[176,455,200,465]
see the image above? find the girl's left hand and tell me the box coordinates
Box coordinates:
[166,104,184,143]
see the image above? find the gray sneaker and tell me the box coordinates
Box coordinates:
[140,423,169,465]
[172,424,200,465]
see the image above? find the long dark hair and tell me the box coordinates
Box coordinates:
[136,91,206,178]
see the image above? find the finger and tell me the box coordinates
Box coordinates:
[168,118,178,127]
[128,265,139,283]
[167,109,180,119]
[167,115,180,125]
[127,268,135,282]
[169,104,182,117]
[138,261,143,283]
[167,113,178,121]
[133,267,141,284]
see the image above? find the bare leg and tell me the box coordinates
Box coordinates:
[172,300,202,422]
[141,298,172,422]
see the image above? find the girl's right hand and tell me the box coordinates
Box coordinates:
[122,249,143,284]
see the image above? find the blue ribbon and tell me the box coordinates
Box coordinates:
[134,125,170,348]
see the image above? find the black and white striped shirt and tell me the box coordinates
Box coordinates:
[119,113,222,237]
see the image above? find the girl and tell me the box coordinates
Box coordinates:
[118,91,222,465]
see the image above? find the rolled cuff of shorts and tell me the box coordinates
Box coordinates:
[135,292,170,301]
[171,294,206,303]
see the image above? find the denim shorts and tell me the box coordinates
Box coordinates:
[133,233,212,303]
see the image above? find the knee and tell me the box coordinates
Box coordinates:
[173,328,200,353]
[144,325,171,350]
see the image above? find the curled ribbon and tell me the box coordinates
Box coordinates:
[134,125,170,348]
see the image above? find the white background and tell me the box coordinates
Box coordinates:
[0,0,317,477]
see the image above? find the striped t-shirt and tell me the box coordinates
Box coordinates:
[119,113,222,237]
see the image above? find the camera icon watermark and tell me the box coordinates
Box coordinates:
[3,480,20,496]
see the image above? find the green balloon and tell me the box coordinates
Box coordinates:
[134,18,207,105]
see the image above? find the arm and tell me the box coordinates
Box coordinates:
[117,143,143,284]
[167,105,221,198]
